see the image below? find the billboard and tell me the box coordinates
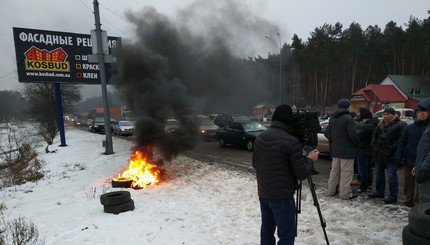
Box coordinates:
[13,27,120,84]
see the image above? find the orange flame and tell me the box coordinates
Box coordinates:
[113,150,160,188]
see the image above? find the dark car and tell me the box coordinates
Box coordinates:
[213,113,251,128]
[90,117,117,133]
[216,121,267,151]
[185,114,219,141]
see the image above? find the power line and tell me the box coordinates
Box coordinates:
[0,70,16,80]
[78,0,132,37]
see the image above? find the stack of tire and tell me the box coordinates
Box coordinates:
[402,203,430,245]
[100,191,134,215]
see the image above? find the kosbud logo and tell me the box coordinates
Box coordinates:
[24,46,70,72]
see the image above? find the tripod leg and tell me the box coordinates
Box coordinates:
[308,176,330,245]
[295,180,302,237]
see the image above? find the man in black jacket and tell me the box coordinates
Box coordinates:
[412,97,430,204]
[325,98,359,200]
[394,100,430,207]
[357,109,380,193]
[369,107,406,204]
[253,104,319,245]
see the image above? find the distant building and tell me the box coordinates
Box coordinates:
[350,75,430,113]
[252,103,274,121]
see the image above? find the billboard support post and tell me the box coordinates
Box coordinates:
[93,0,113,155]
[54,83,67,147]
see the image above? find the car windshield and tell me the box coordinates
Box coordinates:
[242,122,266,132]
[195,118,214,125]
[166,119,179,126]
[232,115,251,122]
[119,121,133,126]
[94,118,104,123]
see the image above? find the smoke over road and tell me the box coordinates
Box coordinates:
[112,0,279,160]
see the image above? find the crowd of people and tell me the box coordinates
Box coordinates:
[251,99,430,244]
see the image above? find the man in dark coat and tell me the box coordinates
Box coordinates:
[357,109,379,193]
[395,99,430,207]
[369,107,406,204]
[413,97,430,204]
[325,98,359,199]
[253,104,319,245]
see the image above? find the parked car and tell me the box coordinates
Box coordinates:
[216,121,267,151]
[185,114,219,141]
[111,120,135,136]
[317,120,330,154]
[89,118,117,133]
[213,113,251,128]
[373,108,415,124]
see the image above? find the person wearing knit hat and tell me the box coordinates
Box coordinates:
[383,107,396,115]
[413,97,430,204]
[397,97,430,205]
[356,109,379,193]
[360,109,373,120]
[337,99,351,109]
[252,104,319,244]
[325,98,359,200]
[369,107,407,204]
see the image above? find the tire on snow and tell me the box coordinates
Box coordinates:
[402,225,430,245]
[408,203,430,240]
[104,199,135,215]
[100,191,131,206]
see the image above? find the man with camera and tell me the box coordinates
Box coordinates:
[252,104,319,245]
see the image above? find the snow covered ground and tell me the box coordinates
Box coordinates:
[0,125,409,244]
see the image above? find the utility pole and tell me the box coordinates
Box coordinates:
[265,33,283,105]
[93,0,113,154]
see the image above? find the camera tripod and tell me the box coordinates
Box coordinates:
[295,175,330,245]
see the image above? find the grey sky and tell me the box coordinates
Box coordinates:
[0,0,428,98]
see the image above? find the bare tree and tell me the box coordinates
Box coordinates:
[22,84,81,153]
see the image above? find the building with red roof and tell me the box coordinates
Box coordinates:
[350,75,430,113]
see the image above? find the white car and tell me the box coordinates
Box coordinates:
[317,120,330,154]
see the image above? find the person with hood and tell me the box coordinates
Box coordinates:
[412,97,430,204]
[252,104,319,245]
[325,98,360,200]
[394,100,430,207]
[357,109,380,193]
[369,107,406,204]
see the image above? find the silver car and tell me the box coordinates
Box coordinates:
[112,120,135,136]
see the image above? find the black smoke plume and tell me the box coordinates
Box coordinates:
[112,1,279,160]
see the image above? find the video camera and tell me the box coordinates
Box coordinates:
[290,109,321,142]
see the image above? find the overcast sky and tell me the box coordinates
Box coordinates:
[1,0,429,98]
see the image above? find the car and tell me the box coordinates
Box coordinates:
[165,118,180,134]
[213,113,251,128]
[317,120,330,154]
[111,120,135,136]
[216,121,267,151]
[373,108,415,124]
[185,114,219,141]
[90,117,117,133]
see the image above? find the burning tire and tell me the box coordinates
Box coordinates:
[104,199,135,215]
[100,191,131,206]
[408,203,430,240]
